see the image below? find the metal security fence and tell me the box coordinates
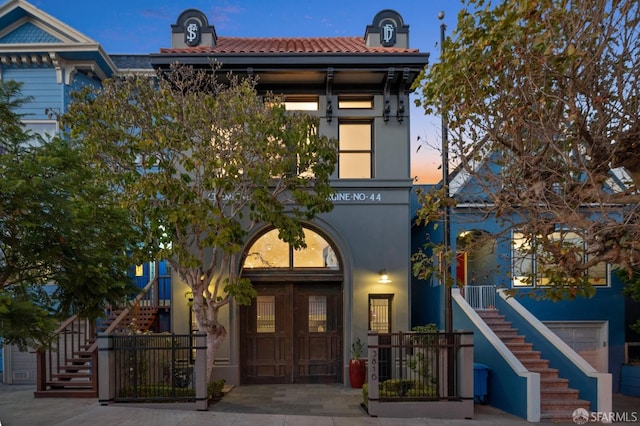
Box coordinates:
[367,331,474,402]
[98,333,207,407]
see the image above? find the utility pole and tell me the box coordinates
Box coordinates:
[439,10,455,398]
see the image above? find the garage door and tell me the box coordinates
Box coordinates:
[544,321,608,372]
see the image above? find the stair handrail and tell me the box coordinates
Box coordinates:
[452,288,542,422]
[496,288,613,414]
[87,274,159,352]
[51,313,80,334]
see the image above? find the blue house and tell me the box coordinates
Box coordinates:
[410,150,640,420]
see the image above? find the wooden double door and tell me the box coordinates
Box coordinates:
[240,282,343,384]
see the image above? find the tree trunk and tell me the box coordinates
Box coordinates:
[204,320,227,383]
[188,280,228,384]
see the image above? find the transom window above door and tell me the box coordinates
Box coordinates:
[244,227,339,269]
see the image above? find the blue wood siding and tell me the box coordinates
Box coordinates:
[66,72,101,110]
[2,67,62,119]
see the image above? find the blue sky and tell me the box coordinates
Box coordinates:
[30,0,465,183]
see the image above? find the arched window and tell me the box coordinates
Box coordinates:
[244,227,339,269]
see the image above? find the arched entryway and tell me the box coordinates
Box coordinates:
[456,230,498,309]
[240,227,344,384]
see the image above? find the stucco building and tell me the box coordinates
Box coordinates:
[0,0,429,387]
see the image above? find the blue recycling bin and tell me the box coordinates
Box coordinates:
[473,363,489,404]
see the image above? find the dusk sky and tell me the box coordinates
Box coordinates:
[29,0,466,184]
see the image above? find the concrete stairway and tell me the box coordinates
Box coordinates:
[478,309,591,423]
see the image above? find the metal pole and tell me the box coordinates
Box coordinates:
[439,11,452,335]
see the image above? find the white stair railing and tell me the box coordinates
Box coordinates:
[463,285,496,310]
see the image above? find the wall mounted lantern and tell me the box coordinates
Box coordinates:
[378,269,391,283]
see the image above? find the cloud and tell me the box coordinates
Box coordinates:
[138,8,173,20]
[207,4,244,30]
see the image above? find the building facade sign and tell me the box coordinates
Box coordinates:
[185,19,201,47]
[329,192,383,202]
[381,22,396,47]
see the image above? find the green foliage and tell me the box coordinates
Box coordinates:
[616,269,640,334]
[351,337,365,359]
[362,383,369,407]
[380,379,436,398]
[118,384,196,399]
[207,379,226,399]
[407,325,439,384]
[413,0,640,299]
[411,186,456,285]
[61,64,338,379]
[0,80,138,349]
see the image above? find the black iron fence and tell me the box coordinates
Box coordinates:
[367,331,474,402]
[98,333,207,407]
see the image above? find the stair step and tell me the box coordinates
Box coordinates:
[512,350,542,360]
[504,342,533,351]
[520,359,550,369]
[499,335,526,343]
[67,355,92,361]
[53,372,93,380]
[541,377,570,389]
[47,380,93,389]
[482,317,510,325]
[59,366,92,373]
[528,367,560,379]
[492,329,519,338]
[541,387,580,399]
[489,325,517,333]
[477,311,503,318]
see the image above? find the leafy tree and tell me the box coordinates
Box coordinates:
[61,64,338,383]
[413,0,640,299]
[0,80,139,350]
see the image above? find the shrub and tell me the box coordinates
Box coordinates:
[207,379,226,399]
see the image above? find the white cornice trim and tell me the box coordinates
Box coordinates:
[0,0,98,44]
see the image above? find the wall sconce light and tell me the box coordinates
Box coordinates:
[378,269,391,283]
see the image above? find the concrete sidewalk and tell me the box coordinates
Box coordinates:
[0,383,638,425]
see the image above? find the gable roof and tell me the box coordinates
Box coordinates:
[0,0,117,82]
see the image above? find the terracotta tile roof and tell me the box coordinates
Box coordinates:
[160,36,420,54]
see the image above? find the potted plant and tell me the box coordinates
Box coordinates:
[349,337,367,388]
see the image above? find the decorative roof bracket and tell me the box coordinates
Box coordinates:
[326,67,334,123]
[383,67,394,122]
[397,68,410,122]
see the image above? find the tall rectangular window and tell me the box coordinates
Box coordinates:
[256,296,276,333]
[338,121,372,179]
[512,232,534,287]
[369,294,393,332]
[308,296,327,332]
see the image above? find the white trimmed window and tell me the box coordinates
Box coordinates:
[512,231,609,287]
